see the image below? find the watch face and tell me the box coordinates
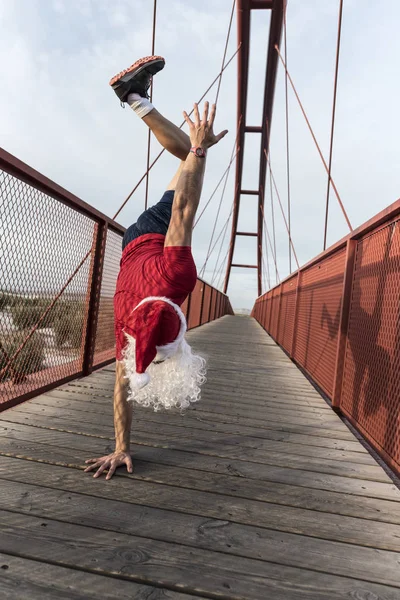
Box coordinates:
[196,148,203,157]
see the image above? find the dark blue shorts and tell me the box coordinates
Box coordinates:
[122,190,174,250]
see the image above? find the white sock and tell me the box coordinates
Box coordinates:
[127,93,154,118]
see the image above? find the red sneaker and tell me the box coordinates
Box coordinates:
[109,56,165,103]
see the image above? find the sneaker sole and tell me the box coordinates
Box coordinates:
[109,55,165,87]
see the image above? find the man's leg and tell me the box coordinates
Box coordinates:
[132,100,189,191]
[142,109,190,161]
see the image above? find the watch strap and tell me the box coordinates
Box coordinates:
[190,146,206,158]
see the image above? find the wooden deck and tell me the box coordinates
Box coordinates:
[1,315,400,600]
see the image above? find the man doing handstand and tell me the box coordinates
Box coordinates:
[84,56,227,480]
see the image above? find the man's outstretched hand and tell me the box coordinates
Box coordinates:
[183,102,228,150]
[84,451,133,480]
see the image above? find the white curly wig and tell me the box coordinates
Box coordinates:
[121,297,207,411]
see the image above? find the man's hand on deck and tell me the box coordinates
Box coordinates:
[84,451,133,480]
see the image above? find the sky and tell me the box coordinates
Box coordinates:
[1,0,399,309]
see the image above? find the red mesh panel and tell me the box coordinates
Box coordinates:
[0,168,95,405]
[293,248,346,396]
[92,228,123,367]
[340,221,400,473]
[262,297,267,328]
[209,288,217,321]
[181,296,189,319]
[187,280,203,329]
[216,292,222,318]
[277,275,298,353]
[201,285,211,324]
[269,286,281,340]
[265,291,272,330]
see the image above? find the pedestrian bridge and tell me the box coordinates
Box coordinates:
[1,0,400,595]
[1,316,399,599]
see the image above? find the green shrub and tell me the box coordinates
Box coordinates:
[7,295,86,350]
[9,297,55,330]
[0,293,9,310]
[52,301,85,349]
[0,331,45,383]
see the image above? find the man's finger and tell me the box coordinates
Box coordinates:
[209,103,216,127]
[106,463,117,480]
[202,101,209,125]
[183,110,193,128]
[84,460,103,472]
[125,456,134,473]
[93,462,110,478]
[215,129,229,142]
[193,103,200,127]
[85,457,102,464]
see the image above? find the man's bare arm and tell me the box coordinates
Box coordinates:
[165,102,227,247]
[84,361,133,480]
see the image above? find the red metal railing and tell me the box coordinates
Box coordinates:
[252,198,400,477]
[0,149,233,411]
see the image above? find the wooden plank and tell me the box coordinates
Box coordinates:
[67,378,326,405]
[1,480,400,588]
[8,397,374,464]
[2,406,389,481]
[49,385,332,413]
[0,552,203,600]
[68,381,327,406]
[1,426,400,513]
[9,399,353,435]
[20,391,367,450]
[36,388,359,441]
[1,458,400,550]
[1,510,400,600]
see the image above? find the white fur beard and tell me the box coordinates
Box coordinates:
[122,335,207,411]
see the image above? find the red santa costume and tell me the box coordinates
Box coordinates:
[114,233,206,411]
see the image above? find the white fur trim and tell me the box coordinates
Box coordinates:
[132,296,187,352]
[131,372,150,390]
[122,297,188,392]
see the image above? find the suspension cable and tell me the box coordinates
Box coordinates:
[193,148,239,228]
[275,44,352,232]
[268,166,278,283]
[260,197,280,284]
[215,0,236,105]
[283,1,292,272]
[216,244,231,290]
[144,0,158,210]
[212,221,231,285]
[323,0,344,250]
[199,117,241,276]
[200,202,234,277]
[113,45,241,221]
[262,223,271,289]
[261,254,268,294]
[265,149,300,270]
[212,201,235,285]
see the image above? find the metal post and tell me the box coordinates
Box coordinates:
[290,271,302,359]
[208,288,214,322]
[332,239,357,408]
[185,291,192,330]
[275,283,283,343]
[82,221,107,376]
[199,283,206,327]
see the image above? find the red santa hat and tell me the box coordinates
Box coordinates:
[122,296,187,391]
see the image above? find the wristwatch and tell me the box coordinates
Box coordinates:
[190,146,207,158]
